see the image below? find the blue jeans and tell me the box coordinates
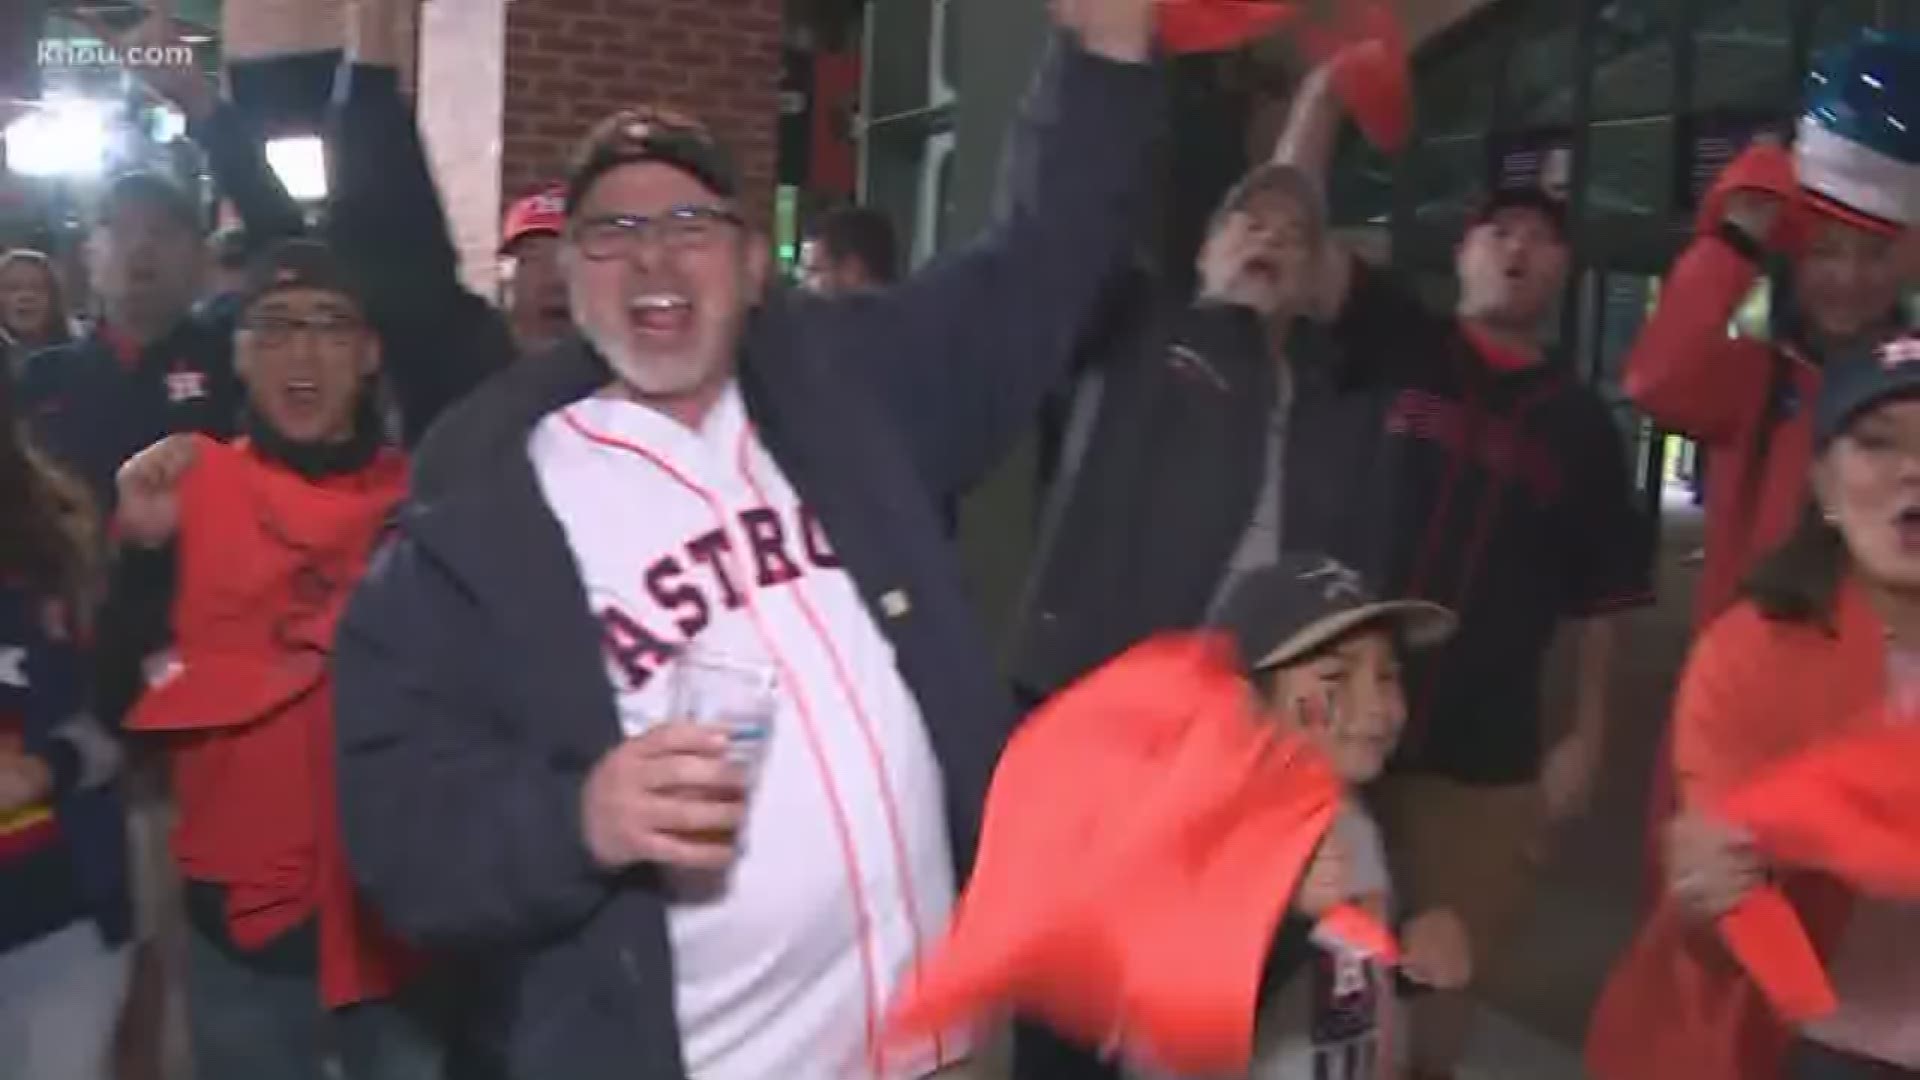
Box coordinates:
[0,922,132,1080]
[185,921,445,1080]
[1788,1040,1920,1080]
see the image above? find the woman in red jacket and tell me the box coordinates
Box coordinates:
[1594,330,1920,1080]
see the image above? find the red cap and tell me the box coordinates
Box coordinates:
[501,183,566,253]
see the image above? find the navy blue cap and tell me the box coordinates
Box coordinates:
[1817,330,1920,444]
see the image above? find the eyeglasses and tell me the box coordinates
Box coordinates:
[571,207,742,261]
[240,315,365,350]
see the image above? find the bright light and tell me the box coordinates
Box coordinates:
[266,136,328,202]
[150,106,187,144]
[2,97,112,178]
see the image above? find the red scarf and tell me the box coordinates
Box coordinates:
[126,436,417,1008]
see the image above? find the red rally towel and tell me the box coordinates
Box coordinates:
[1588,721,1920,1080]
[885,634,1394,1075]
[1156,0,1411,152]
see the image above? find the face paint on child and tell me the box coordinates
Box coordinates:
[1263,628,1408,783]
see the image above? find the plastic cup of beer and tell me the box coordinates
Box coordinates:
[668,644,777,781]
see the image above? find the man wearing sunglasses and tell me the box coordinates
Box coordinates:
[330,1,1161,1078]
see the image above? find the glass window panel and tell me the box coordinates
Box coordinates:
[1592,0,1678,120]
[1327,130,1393,227]
[865,0,935,120]
[1812,0,1891,55]
[1408,135,1483,229]
[1504,17,1579,127]
[1691,0,1793,113]
[1418,37,1497,142]
[1587,116,1675,221]
[1596,273,1658,393]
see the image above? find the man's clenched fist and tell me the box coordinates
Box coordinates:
[581,722,751,874]
[115,434,199,548]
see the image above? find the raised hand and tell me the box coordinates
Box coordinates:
[74,0,216,121]
[115,434,199,548]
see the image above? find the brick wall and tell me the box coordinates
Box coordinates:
[501,0,784,221]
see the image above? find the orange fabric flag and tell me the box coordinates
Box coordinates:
[1156,0,1303,55]
[1710,721,1920,1022]
[885,634,1394,1074]
[1589,722,1920,1080]
[1155,0,1412,153]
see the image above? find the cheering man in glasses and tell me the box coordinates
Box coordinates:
[96,238,464,1079]
[328,0,1163,1077]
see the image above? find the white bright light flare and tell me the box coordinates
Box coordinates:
[266,136,328,202]
[2,97,113,178]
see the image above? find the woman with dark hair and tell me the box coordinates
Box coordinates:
[0,373,133,1078]
[0,249,75,366]
[1588,329,1920,1080]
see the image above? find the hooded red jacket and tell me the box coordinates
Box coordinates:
[125,436,418,1008]
[1623,145,1818,633]
[1587,584,1920,1079]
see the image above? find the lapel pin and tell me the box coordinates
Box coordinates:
[881,590,912,619]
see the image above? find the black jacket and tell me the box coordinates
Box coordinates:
[1013,261,1654,783]
[1011,300,1275,701]
[331,39,1161,1080]
[324,64,517,436]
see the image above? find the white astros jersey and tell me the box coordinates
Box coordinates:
[528,384,967,1079]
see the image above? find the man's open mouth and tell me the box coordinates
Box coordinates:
[629,293,693,336]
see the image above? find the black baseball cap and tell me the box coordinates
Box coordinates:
[94,172,201,235]
[1210,554,1456,675]
[1471,185,1569,242]
[565,105,741,212]
[236,239,365,318]
[1816,329,1920,445]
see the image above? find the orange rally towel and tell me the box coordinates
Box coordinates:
[1156,0,1411,153]
[1711,720,1920,1021]
[1156,0,1302,54]
[884,634,1394,1074]
[1588,722,1920,1080]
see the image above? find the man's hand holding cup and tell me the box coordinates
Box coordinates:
[581,722,750,874]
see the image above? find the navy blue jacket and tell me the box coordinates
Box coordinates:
[332,38,1161,1079]
[0,585,129,955]
[17,101,304,514]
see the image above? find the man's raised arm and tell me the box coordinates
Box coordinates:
[825,0,1162,499]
